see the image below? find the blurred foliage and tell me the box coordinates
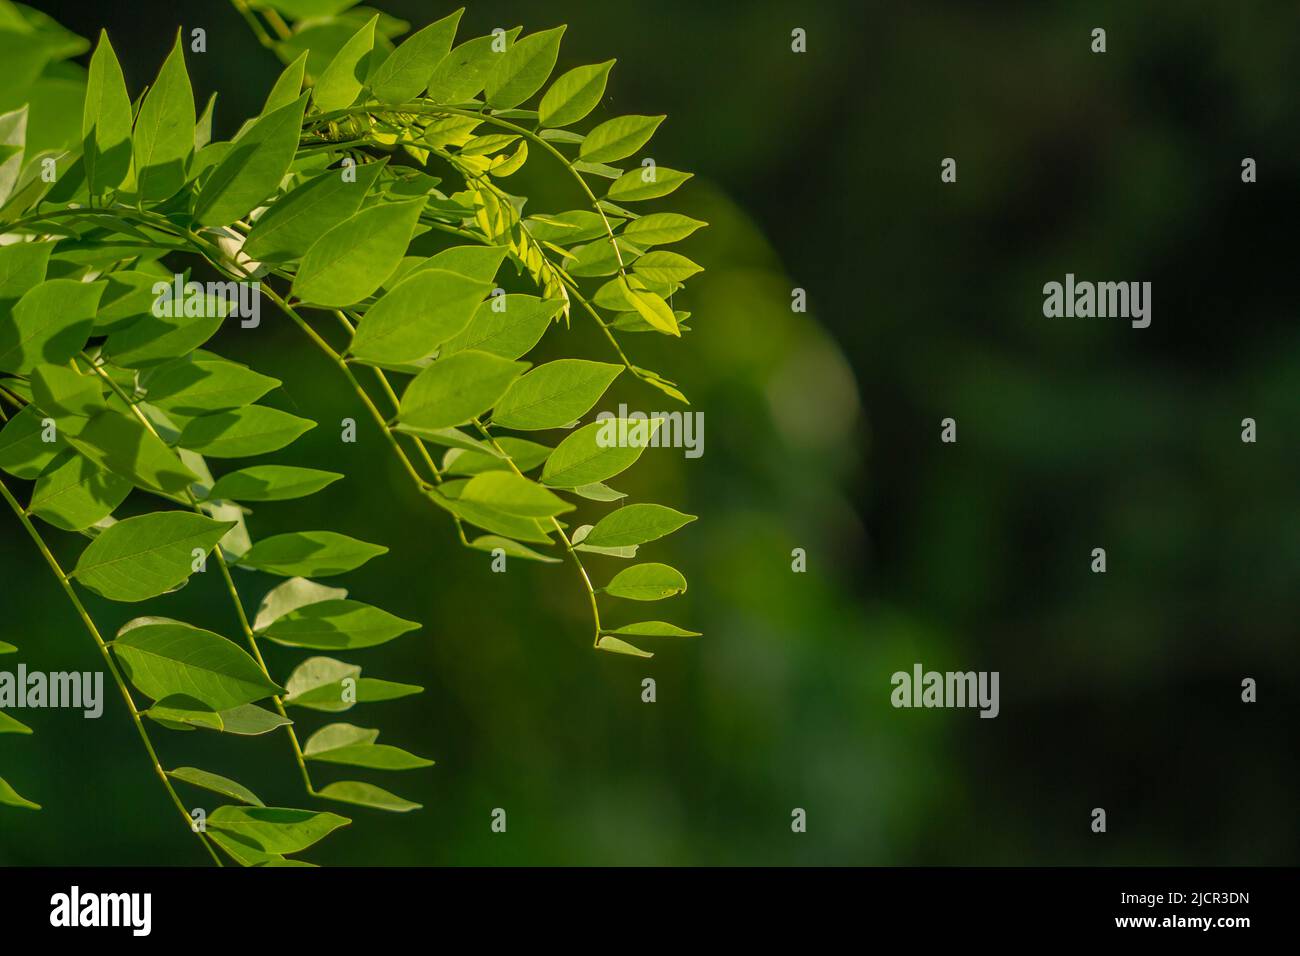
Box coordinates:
[2,0,1297,864]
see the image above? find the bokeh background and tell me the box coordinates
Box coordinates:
[1,0,1297,865]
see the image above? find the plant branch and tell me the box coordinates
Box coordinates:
[0,476,223,865]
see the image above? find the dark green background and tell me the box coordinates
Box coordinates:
[1,0,1296,865]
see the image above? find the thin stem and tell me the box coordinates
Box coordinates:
[469,419,603,645]
[230,0,277,50]
[0,477,223,865]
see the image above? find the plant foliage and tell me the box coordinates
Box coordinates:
[0,0,701,863]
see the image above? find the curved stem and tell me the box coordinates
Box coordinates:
[468,419,602,645]
[0,477,223,865]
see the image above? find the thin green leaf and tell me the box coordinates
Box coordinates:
[236,531,387,577]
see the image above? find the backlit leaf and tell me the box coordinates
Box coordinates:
[72,512,235,602]
[237,531,387,577]
[540,417,661,488]
[602,562,687,601]
[539,60,613,128]
[113,617,283,708]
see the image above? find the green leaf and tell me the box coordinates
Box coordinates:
[29,449,131,531]
[0,240,53,314]
[349,246,505,366]
[316,780,421,812]
[144,355,280,417]
[113,618,284,708]
[194,92,309,227]
[394,424,501,456]
[622,213,707,247]
[467,535,559,563]
[0,404,61,478]
[0,278,104,374]
[262,51,308,114]
[133,33,194,201]
[81,31,133,195]
[633,250,703,285]
[0,776,40,810]
[595,635,652,658]
[443,436,551,476]
[292,197,424,307]
[0,107,27,209]
[178,406,315,458]
[207,465,342,502]
[621,278,679,336]
[313,15,377,112]
[260,599,419,650]
[0,710,32,735]
[150,702,291,735]
[370,9,461,103]
[253,0,361,17]
[168,767,264,806]
[539,60,613,128]
[491,359,621,431]
[434,488,554,543]
[426,27,521,104]
[602,562,687,601]
[602,620,700,638]
[147,695,223,731]
[582,503,696,548]
[208,806,349,855]
[486,25,564,110]
[579,114,663,164]
[219,704,292,736]
[29,363,106,418]
[304,723,432,769]
[252,576,347,631]
[244,159,385,262]
[439,293,561,360]
[398,350,527,430]
[93,271,164,334]
[459,471,573,519]
[566,237,643,277]
[571,524,637,559]
[237,531,387,577]
[72,512,235,602]
[61,406,199,497]
[540,417,661,488]
[195,93,218,150]
[283,656,422,712]
[524,210,611,243]
[101,299,227,369]
[570,481,625,502]
[0,641,16,654]
[607,166,692,202]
